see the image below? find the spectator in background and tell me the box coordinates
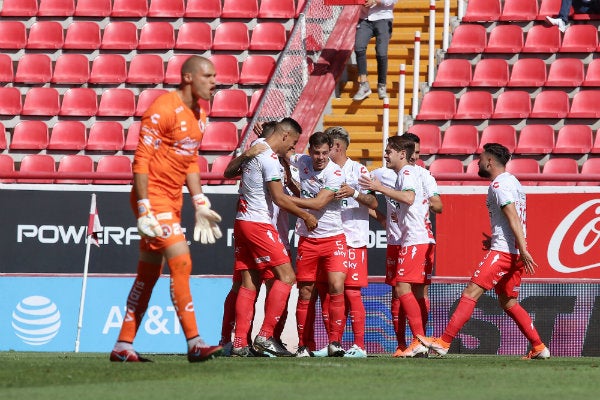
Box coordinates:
[546,0,600,32]
[352,0,399,101]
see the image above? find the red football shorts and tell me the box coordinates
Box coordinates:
[385,245,402,286]
[296,234,348,282]
[471,250,523,298]
[233,220,291,273]
[396,243,435,284]
[344,246,368,288]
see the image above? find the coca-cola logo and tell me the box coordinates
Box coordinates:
[548,199,600,273]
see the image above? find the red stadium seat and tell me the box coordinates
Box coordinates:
[406,124,441,155]
[529,90,569,118]
[507,58,547,87]
[137,22,175,50]
[248,88,285,118]
[48,121,87,150]
[559,25,598,53]
[506,158,541,178]
[0,122,5,150]
[86,121,124,151]
[26,21,64,49]
[428,158,464,185]
[0,87,22,115]
[185,0,221,18]
[0,154,15,183]
[537,0,563,20]
[484,25,523,53]
[432,59,472,87]
[56,155,94,184]
[101,21,138,50]
[147,0,184,18]
[197,155,209,174]
[0,54,14,83]
[0,21,26,49]
[583,59,600,87]
[127,54,165,85]
[0,0,38,17]
[94,155,132,184]
[222,0,258,18]
[63,21,101,50]
[259,0,295,18]
[447,25,487,53]
[554,125,593,153]
[462,0,501,22]
[540,158,579,186]
[545,58,584,87]
[111,0,148,17]
[89,54,127,84]
[74,0,111,17]
[239,55,276,85]
[578,158,600,185]
[175,22,212,51]
[492,90,531,119]
[470,59,509,87]
[249,22,287,51]
[210,89,248,118]
[208,155,236,185]
[21,87,60,116]
[135,89,169,116]
[124,122,141,152]
[164,54,192,85]
[14,54,52,84]
[499,0,538,21]
[51,54,90,84]
[593,130,600,153]
[199,122,239,151]
[515,125,555,154]
[10,121,49,150]
[37,0,74,17]
[522,25,561,53]
[416,91,456,120]
[97,88,135,117]
[212,22,249,51]
[59,88,97,117]
[463,159,489,185]
[438,125,479,154]
[454,91,493,119]
[209,54,240,85]
[17,154,55,184]
[477,125,517,152]
[567,90,600,118]
[247,89,264,117]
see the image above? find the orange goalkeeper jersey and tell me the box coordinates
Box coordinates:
[133,91,207,207]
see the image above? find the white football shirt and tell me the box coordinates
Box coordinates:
[487,171,526,254]
[340,158,371,248]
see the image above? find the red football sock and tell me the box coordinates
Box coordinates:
[233,287,256,348]
[305,298,317,350]
[258,280,292,338]
[391,296,406,348]
[273,293,290,340]
[220,289,237,344]
[345,288,365,349]
[505,302,543,347]
[417,296,430,335]
[296,298,310,347]
[117,260,162,343]
[168,253,198,340]
[441,294,477,344]
[328,293,345,343]
[399,292,424,337]
[317,283,330,335]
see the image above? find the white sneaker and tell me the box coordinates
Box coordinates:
[343,344,367,358]
[352,82,372,101]
[377,84,387,99]
[312,346,329,357]
[295,346,314,357]
[546,16,568,33]
[328,341,345,357]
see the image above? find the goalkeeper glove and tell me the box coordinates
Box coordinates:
[136,199,163,238]
[193,193,223,244]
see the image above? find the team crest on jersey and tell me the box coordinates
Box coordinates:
[493,182,500,188]
[403,169,411,175]
[334,169,341,176]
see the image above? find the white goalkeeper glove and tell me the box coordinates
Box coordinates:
[193,193,223,244]
[136,199,163,238]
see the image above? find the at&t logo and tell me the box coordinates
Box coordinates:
[12,296,61,346]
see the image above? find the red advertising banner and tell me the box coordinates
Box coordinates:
[436,192,600,280]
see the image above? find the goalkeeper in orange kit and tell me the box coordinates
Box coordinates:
[110,56,223,362]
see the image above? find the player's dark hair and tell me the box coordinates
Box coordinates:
[309,131,333,149]
[278,117,302,135]
[259,121,277,138]
[483,142,511,166]
[387,136,415,161]
[402,132,420,144]
[324,126,350,147]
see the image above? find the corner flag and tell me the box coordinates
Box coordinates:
[87,193,102,247]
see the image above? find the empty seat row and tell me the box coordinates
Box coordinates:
[407,123,600,155]
[0,53,276,85]
[0,153,237,185]
[416,89,600,120]
[448,24,600,54]
[427,156,600,186]
[434,58,600,88]
[0,87,263,118]
[0,120,239,152]
[462,0,600,22]
[0,0,299,19]
[0,20,289,52]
